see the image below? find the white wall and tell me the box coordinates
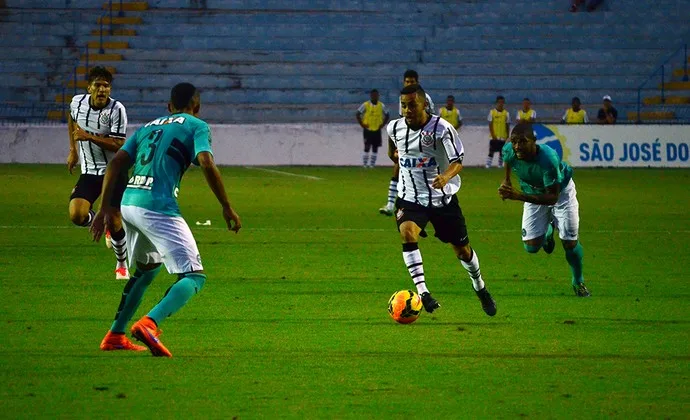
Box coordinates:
[0,123,688,167]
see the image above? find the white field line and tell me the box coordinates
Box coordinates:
[243,167,324,180]
[0,226,688,234]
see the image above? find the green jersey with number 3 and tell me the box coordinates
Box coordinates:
[120,113,213,216]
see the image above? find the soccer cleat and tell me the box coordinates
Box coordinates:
[475,287,497,316]
[100,331,147,351]
[115,266,130,280]
[105,230,112,249]
[130,316,172,357]
[420,292,441,313]
[543,221,556,254]
[573,283,591,297]
[379,205,394,216]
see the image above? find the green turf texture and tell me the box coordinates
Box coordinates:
[0,164,688,419]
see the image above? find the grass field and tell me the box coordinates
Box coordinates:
[0,164,688,419]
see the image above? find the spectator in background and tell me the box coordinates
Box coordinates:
[440,95,463,131]
[516,98,536,124]
[570,0,605,12]
[487,95,510,168]
[561,97,589,124]
[356,89,390,168]
[597,95,617,124]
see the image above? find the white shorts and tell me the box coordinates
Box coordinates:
[521,179,579,241]
[121,205,203,274]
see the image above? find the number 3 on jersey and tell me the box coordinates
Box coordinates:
[140,129,163,166]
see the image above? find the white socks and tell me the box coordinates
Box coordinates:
[460,249,485,291]
[402,244,428,295]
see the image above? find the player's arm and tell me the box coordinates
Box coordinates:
[499,183,560,205]
[433,126,464,189]
[502,161,512,186]
[67,116,79,174]
[90,150,131,241]
[196,151,241,233]
[72,125,124,152]
[432,160,463,189]
[387,137,398,162]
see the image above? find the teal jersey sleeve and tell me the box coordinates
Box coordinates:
[540,148,563,189]
[121,129,139,159]
[192,122,213,165]
[501,141,515,164]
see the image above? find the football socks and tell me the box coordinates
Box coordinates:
[110,227,128,269]
[565,242,585,286]
[147,273,206,325]
[459,248,485,292]
[402,243,428,295]
[110,266,161,334]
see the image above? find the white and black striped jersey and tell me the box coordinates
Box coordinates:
[399,92,435,117]
[70,94,127,175]
[387,115,464,208]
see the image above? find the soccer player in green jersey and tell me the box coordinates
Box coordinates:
[498,123,590,297]
[91,83,242,356]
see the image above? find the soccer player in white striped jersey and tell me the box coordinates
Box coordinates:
[379,69,435,216]
[66,66,130,280]
[387,84,496,316]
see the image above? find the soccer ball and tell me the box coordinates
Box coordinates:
[388,290,423,324]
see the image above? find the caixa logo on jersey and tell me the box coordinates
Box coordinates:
[399,156,437,168]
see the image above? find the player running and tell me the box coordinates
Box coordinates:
[379,69,435,216]
[498,123,590,297]
[67,66,130,280]
[91,83,242,356]
[388,84,496,316]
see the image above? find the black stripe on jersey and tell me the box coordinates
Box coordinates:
[438,167,447,204]
[166,148,188,173]
[410,167,420,205]
[423,169,433,208]
[97,108,102,130]
[446,127,461,160]
[170,138,192,167]
[87,141,96,174]
[432,117,440,151]
[84,103,91,128]
[404,126,410,154]
[115,105,123,134]
[391,120,399,142]
[75,94,87,120]
[109,100,118,125]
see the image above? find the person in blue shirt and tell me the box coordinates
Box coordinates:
[499,123,590,297]
[91,82,242,357]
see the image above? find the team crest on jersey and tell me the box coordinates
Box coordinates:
[420,131,435,147]
[99,113,111,127]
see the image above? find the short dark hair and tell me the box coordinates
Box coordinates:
[572,97,581,103]
[170,83,198,110]
[403,69,419,81]
[523,97,530,101]
[370,89,379,94]
[496,95,505,102]
[88,66,113,84]
[400,84,425,98]
[511,123,536,141]
[447,95,455,100]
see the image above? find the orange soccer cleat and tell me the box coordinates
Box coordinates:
[100,331,147,352]
[130,316,172,358]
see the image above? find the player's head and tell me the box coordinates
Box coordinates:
[522,97,531,110]
[370,89,379,103]
[169,82,201,116]
[510,123,537,160]
[400,84,428,126]
[571,97,581,110]
[446,95,455,108]
[495,95,505,110]
[87,67,113,109]
[403,69,419,87]
[602,95,612,109]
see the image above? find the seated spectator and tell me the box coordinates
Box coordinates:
[561,97,589,124]
[570,0,604,12]
[597,95,618,124]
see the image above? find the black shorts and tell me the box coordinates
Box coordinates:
[395,195,470,246]
[363,129,382,147]
[489,139,506,154]
[70,173,128,208]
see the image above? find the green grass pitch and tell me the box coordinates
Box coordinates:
[0,164,688,418]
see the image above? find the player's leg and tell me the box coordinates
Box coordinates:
[363,137,371,168]
[379,164,399,215]
[497,140,506,167]
[109,173,130,279]
[553,181,589,296]
[432,197,496,316]
[397,200,437,312]
[68,174,101,226]
[100,209,161,352]
[369,144,379,168]
[130,211,206,357]
[521,202,551,253]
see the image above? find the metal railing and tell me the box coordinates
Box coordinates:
[636,43,689,123]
